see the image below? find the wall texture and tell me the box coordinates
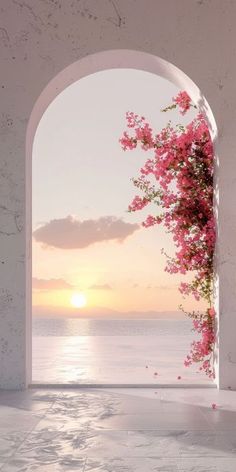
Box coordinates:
[0,0,236,389]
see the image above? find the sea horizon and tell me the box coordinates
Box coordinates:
[32,306,187,320]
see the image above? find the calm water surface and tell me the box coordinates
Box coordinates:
[33,317,192,337]
[32,318,212,385]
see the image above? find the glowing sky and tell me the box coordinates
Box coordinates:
[32,68,205,315]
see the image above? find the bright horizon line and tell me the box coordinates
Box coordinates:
[32,304,183,312]
[32,305,187,319]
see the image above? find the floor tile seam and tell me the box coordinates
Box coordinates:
[198,408,236,432]
[125,428,219,434]
[0,458,9,472]
[1,394,60,467]
[179,454,236,459]
[99,454,183,458]
[0,418,44,471]
[85,428,220,434]
[15,412,48,445]
[84,423,90,440]
[90,427,217,432]
[84,456,183,463]
[86,427,129,434]
[197,406,219,431]
[32,389,60,412]
[102,411,166,417]
[100,410,213,417]
[178,456,236,463]
[96,406,218,416]
[83,456,88,472]
[31,394,58,426]
[33,389,57,413]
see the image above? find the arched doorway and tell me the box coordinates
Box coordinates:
[26,50,218,387]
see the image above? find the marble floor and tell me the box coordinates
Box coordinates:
[0,387,236,471]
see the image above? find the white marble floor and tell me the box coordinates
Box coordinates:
[0,388,236,471]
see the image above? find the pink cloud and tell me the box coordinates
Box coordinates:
[146,284,178,290]
[33,215,139,249]
[32,277,74,290]
[89,284,112,290]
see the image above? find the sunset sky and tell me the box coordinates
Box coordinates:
[32,69,205,316]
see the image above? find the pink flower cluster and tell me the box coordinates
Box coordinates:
[120,112,154,151]
[173,91,192,115]
[128,195,149,212]
[120,91,216,378]
[184,308,216,378]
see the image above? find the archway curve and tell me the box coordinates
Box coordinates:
[26,49,218,386]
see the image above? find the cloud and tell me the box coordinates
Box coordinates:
[146,284,178,290]
[156,284,178,290]
[32,277,74,290]
[89,284,112,290]
[33,215,139,249]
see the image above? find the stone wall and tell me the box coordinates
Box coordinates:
[0,0,235,389]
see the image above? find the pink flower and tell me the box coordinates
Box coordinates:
[128,195,149,212]
[120,90,215,379]
[119,132,137,151]
[173,91,192,115]
[142,215,162,227]
[211,403,217,410]
[208,307,216,318]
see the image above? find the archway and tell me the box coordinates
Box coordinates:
[26,50,218,386]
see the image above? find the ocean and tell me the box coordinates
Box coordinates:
[32,318,212,385]
[33,317,194,337]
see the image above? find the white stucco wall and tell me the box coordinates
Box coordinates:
[0,0,235,389]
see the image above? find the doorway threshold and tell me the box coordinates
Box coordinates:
[30,382,216,389]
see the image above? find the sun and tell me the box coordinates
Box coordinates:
[70,292,87,309]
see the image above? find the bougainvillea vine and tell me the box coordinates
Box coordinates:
[120,91,216,378]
